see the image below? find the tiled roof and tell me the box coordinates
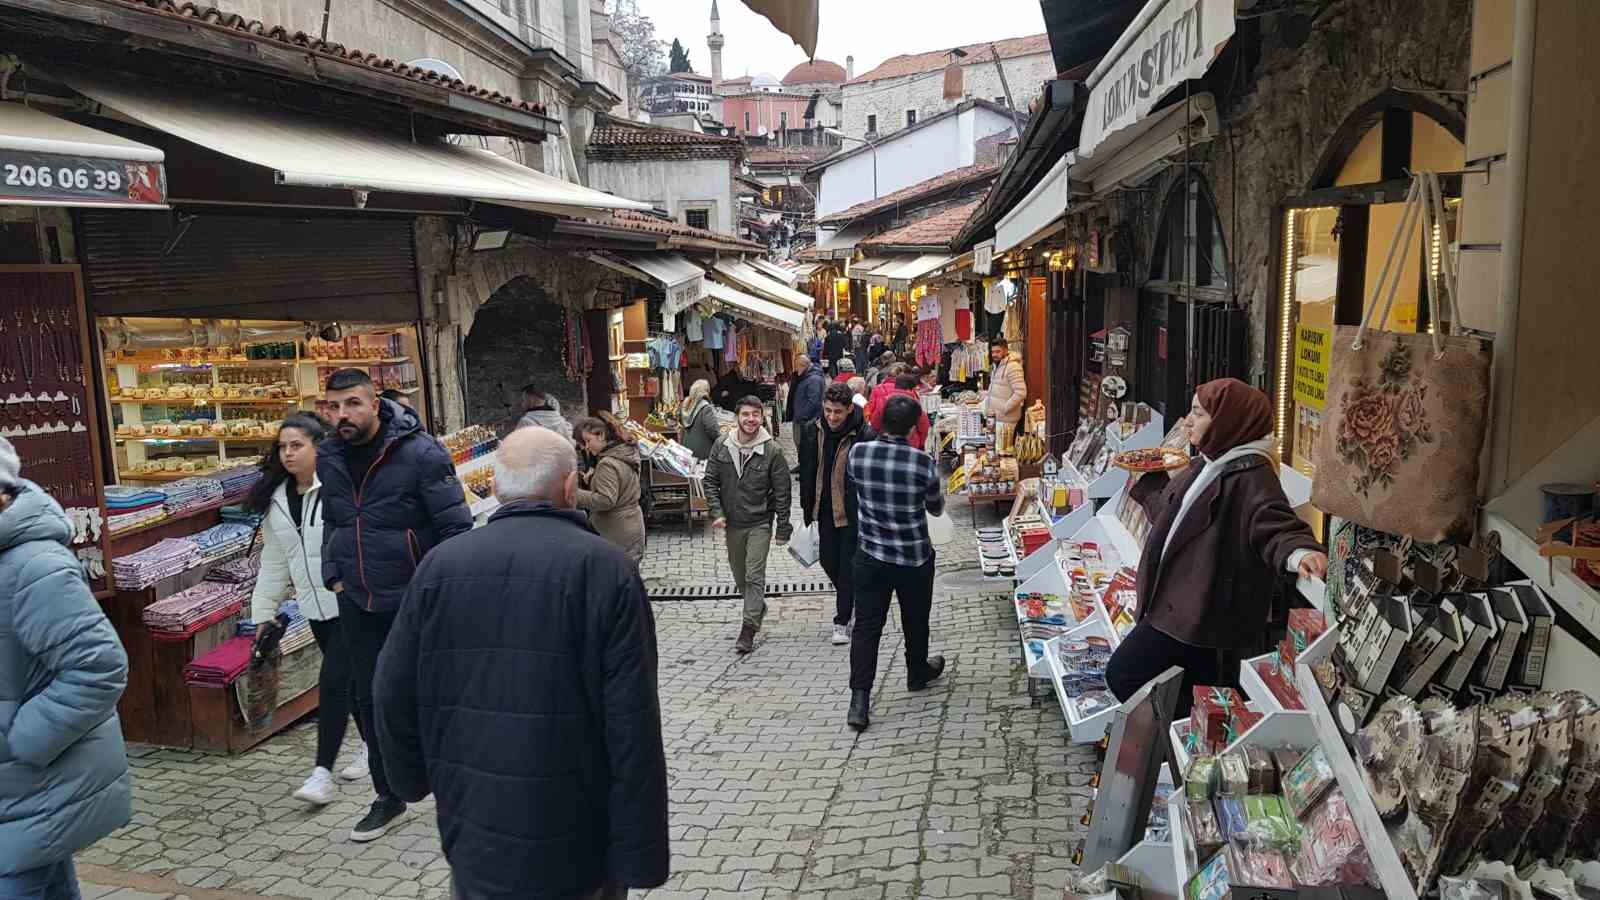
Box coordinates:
[848,34,1051,85]
[859,200,982,252]
[104,0,549,116]
[817,163,999,226]
[746,146,836,166]
[589,122,744,161]
[603,210,764,250]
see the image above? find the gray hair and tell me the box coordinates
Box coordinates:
[687,379,711,403]
[496,426,576,504]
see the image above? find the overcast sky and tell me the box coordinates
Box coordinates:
[636,0,1047,82]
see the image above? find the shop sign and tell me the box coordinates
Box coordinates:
[0,150,166,206]
[1292,323,1331,410]
[664,275,705,316]
[1078,0,1236,160]
[1086,229,1101,269]
[974,240,994,275]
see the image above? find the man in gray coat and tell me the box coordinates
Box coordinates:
[0,437,131,896]
[704,396,793,654]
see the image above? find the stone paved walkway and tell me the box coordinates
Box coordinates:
[78,429,1098,900]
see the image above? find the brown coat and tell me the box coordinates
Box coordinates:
[1130,454,1321,651]
[576,442,646,563]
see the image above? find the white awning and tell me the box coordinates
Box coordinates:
[867,254,954,290]
[65,73,652,217]
[816,223,870,259]
[588,252,707,316]
[704,280,804,334]
[711,260,813,311]
[748,257,802,287]
[787,262,824,278]
[848,256,892,278]
[995,151,1071,254]
[0,101,167,208]
[1070,94,1218,202]
[1078,0,1235,160]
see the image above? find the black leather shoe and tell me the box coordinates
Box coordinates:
[847,690,870,731]
[908,655,946,691]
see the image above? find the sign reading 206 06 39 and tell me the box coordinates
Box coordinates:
[0,151,166,206]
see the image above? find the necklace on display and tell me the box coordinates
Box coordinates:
[16,333,36,386]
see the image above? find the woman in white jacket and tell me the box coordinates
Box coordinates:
[246,413,365,805]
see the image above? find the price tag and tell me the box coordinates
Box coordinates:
[0,150,166,206]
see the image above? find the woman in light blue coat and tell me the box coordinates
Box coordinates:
[0,437,131,898]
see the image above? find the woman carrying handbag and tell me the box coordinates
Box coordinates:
[245,413,366,805]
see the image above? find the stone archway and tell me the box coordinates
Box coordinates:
[462,275,587,434]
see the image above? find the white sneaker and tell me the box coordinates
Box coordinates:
[831,623,850,645]
[293,767,336,805]
[340,743,369,782]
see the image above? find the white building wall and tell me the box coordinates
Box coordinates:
[814,106,1014,219]
[840,51,1052,140]
[588,158,736,234]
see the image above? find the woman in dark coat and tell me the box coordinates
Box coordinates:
[1104,378,1327,714]
[680,379,722,460]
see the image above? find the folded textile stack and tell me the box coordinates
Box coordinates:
[188,522,257,566]
[106,485,169,535]
[183,637,253,686]
[277,599,315,655]
[205,554,259,588]
[220,505,263,527]
[143,581,248,640]
[113,538,202,590]
[216,466,262,503]
[161,477,224,516]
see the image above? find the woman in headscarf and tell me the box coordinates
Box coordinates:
[1104,378,1327,715]
[680,379,722,460]
[574,416,647,563]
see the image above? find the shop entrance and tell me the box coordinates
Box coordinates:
[462,276,585,435]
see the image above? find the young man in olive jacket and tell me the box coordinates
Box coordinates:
[704,395,793,654]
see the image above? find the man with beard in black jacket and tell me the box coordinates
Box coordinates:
[797,383,875,647]
[374,426,669,900]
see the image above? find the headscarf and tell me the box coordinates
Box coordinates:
[1193,378,1273,459]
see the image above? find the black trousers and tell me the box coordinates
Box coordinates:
[339,594,398,802]
[818,520,857,626]
[849,550,935,692]
[308,617,358,772]
[1105,622,1228,718]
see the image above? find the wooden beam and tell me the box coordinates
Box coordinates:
[1282,174,1461,209]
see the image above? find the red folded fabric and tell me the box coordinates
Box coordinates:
[183,636,253,685]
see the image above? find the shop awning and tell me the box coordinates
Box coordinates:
[1077,0,1236,160]
[748,257,803,287]
[995,151,1071,254]
[787,262,825,278]
[1069,94,1219,201]
[848,256,892,279]
[65,73,652,217]
[588,252,707,316]
[816,223,870,259]
[704,280,805,334]
[711,260,813,311]
[0,101,167,208]
[867,255,955,290]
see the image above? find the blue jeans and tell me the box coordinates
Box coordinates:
[0,860,81,900]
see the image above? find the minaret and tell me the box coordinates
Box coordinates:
[707,0,725,89]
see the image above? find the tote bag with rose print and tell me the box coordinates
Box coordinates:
[1311,172,1491,543]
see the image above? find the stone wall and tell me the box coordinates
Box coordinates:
[840,52,1052,141]
[462,277,584,432]
[1094,0,1471,384]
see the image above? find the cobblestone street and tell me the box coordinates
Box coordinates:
[79,434,1099,900]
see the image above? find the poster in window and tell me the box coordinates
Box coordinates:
[1292,324,1331,410]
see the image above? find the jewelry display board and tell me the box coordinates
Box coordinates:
[0,267,112,595]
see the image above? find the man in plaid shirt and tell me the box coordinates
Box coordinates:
[844,394,946,731]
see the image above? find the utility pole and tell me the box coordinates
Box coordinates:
[990,43,1026,138]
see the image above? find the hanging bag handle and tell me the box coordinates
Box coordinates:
[1352,173,1425,350]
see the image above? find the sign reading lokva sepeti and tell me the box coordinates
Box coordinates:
[1078,0,1236,160]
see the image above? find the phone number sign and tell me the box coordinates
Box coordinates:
[0,151,166,206]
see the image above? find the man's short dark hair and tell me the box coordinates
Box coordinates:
[823,383,853,407]
[735,395,764,413]
[326,368,374,393]
[881,395,920,437]
[894,373,920,390]
[989,337,1009,349]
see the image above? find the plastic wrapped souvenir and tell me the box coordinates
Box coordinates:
[1283,745,1337,818]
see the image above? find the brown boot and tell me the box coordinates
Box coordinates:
[735,624,756,654]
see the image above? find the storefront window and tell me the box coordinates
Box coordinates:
[1274,106,1465,534]
[832,278,850,319]
[1149,175,1228,289]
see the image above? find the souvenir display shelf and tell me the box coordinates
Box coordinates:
[442,425,499,522]
[104,328,423,482]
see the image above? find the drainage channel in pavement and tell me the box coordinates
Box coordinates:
[647,579,835,601]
